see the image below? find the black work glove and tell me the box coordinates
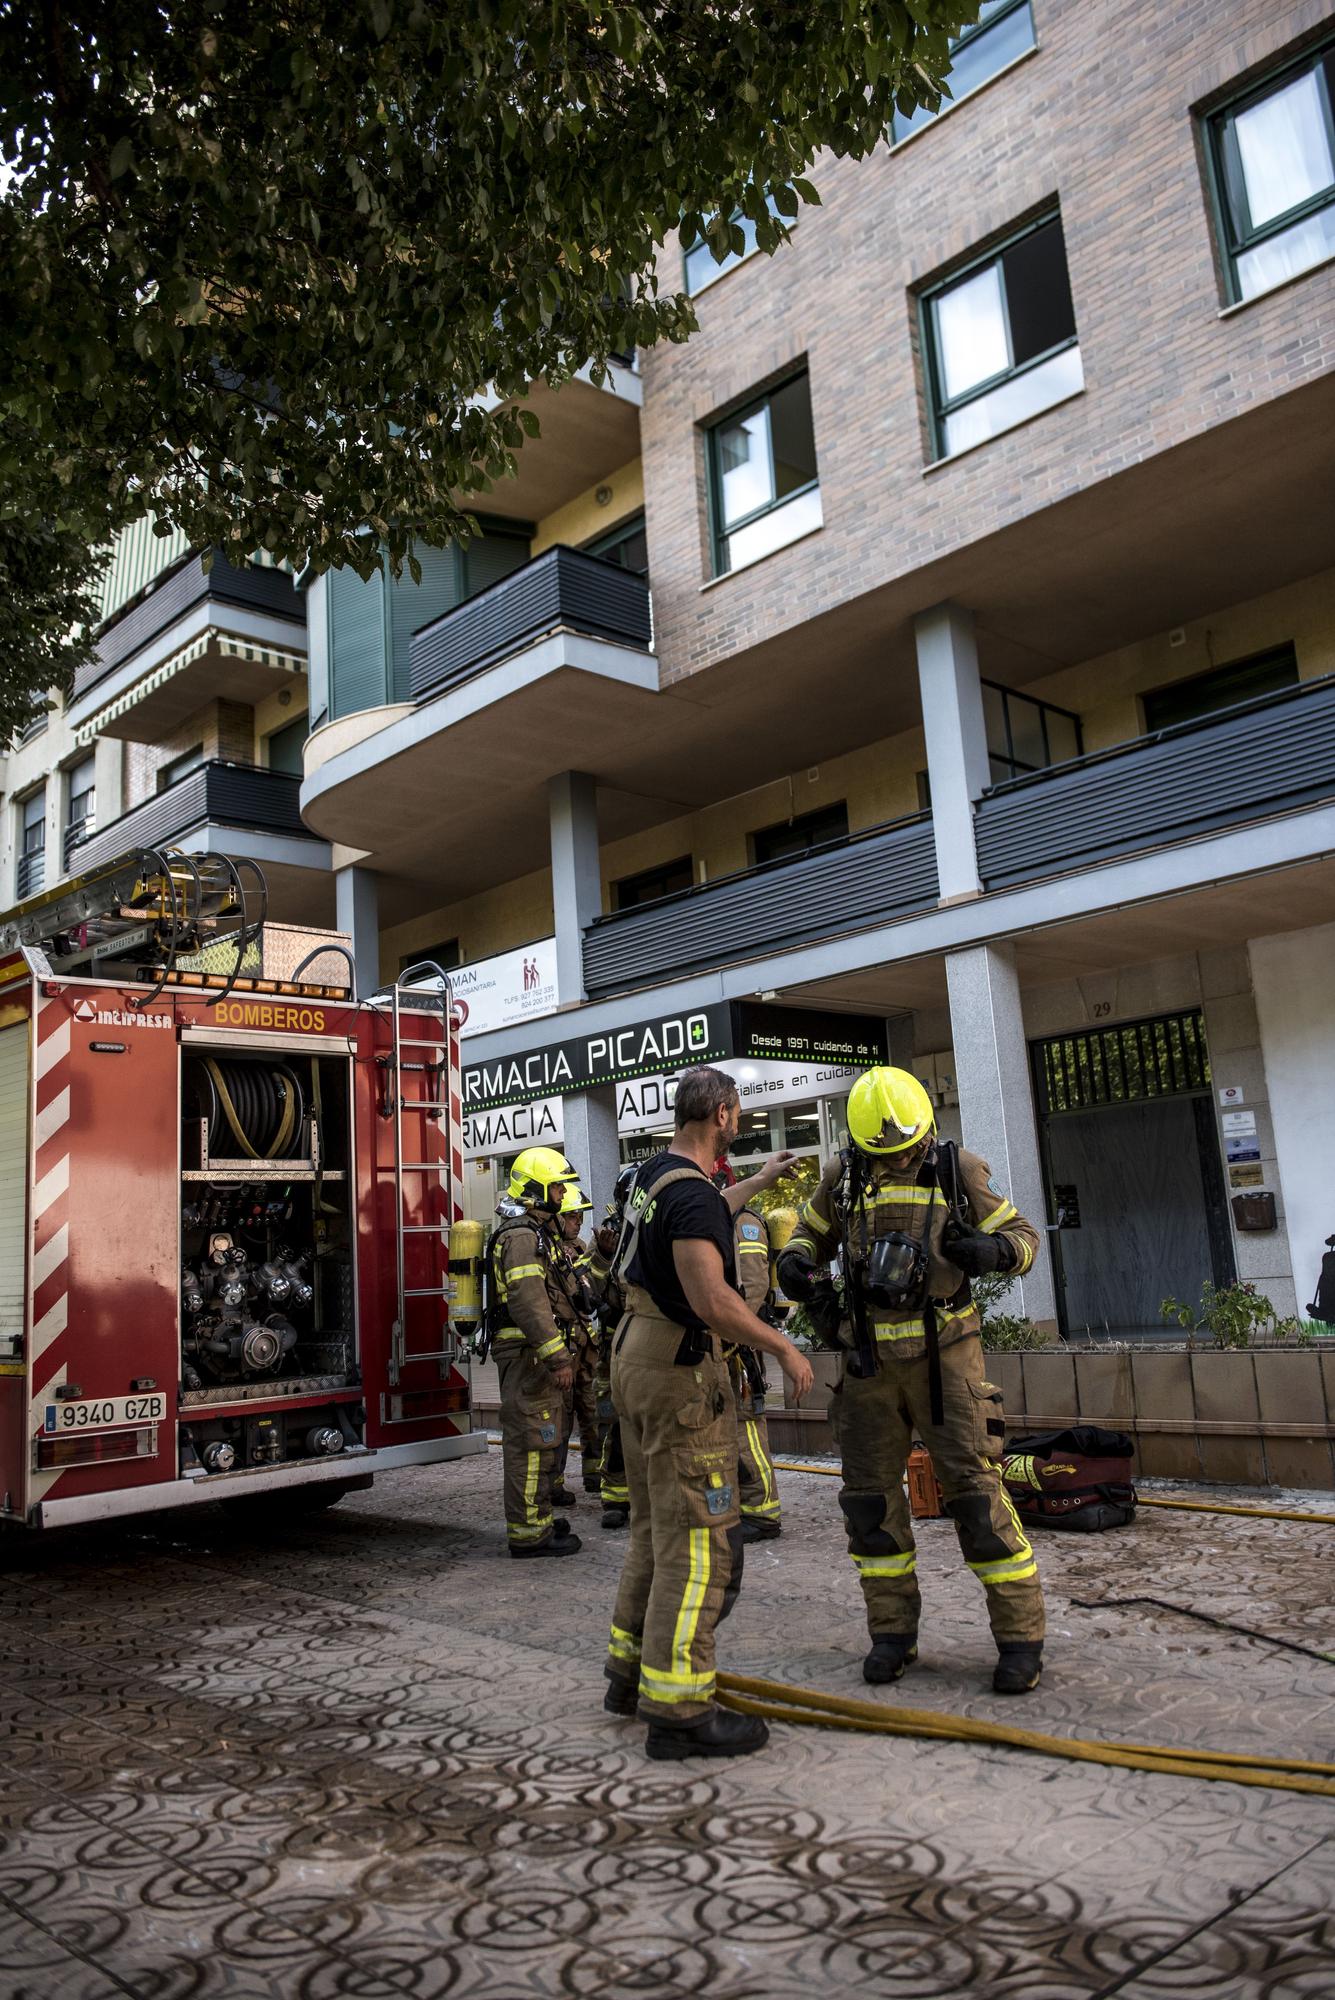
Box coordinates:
[776,1246,817,1302]
[942,1225,1016,1277]
[805,1280,845,1348]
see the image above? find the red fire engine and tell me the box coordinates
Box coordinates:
[0,847,483,1530]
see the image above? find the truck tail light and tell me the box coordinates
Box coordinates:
[36,1427,157,1471]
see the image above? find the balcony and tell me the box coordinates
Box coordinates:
[471,361,642,524]
[70,762,317,876]
[410,544,652,702]
[974,676,1335,890]
[70,553,306,744]
[16,850,44,901]
[582,814,939,997]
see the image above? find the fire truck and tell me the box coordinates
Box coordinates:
[0,846,484,1530]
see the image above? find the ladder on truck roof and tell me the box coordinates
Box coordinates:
[380,964,460,1387]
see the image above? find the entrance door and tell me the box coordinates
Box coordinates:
[1033,1011,1233,1340]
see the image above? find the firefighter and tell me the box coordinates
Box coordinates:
[551,1185,601,1502]
[776,1068,1046,1694]
[589,1165,637,1530]
[713,1157,793,1543]
[488,1146,589,1558]
[603,1067,813,1760]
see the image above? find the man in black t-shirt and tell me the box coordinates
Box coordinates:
[603,1067,813,1761]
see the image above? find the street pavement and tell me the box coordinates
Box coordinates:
[1,1449,1333,1998]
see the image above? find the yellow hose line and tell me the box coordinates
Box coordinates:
[771,1459,1334,1525]
[715,1672,1335,1797]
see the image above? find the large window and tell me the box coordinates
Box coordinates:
[892,1,1037,143]
[918,679,1083,803]
[707,373,821,576]
[751,802,849,866]
[684,196,782,297]
[1142,644,1299,734]
[63,757,96,867]
[584,512,648,578]
[1207,39,1335,303]
[400,939,460,975]
[158,745,206,792]
[17,789,45,900]
[921,212,1081,459]
[612,855,694,912]
[265,715,308,776]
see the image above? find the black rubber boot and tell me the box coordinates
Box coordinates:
[863,1634,918,1684]
[551,1484,577,1507]
[553,1518,573,1539]
[645,1707,769,1761]
[582,1472,602,1495]
[741,1519,782,1543]
[993,1642,1043,1694]
[601,1504,629,1530]
[603,1677,639,1717]
[509,1532,582,1558]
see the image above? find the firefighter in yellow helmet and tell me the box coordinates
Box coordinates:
[487,1146,589,1557]
[551,1182,602,1502]
[777,1067,1046,1694]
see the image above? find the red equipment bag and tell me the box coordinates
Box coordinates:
[1002,1425,1138,1532]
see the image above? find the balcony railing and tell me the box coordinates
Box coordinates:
[974,674,1335,889]
[410,545,652,704]
[75,553,304,703]
[69,762,314,876]
[63,817,96,870]
[16,850,45,901]
[582,814,939,997]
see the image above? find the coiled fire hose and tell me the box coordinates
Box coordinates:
[189,1056,306,1160]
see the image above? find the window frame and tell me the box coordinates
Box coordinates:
[1204,34,1335,304]
[984,681,1084,785]
[611,854,695,913]
[749,801,851,868]
[17,787,46,899]
[705,370,820,578]
[682,194,784,298]
[890,0,1037,144]
[918,208,1078,462]
[583,511,648,577]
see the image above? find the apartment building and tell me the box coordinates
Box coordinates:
[3,519,332,937]
[26,0,1333,1341]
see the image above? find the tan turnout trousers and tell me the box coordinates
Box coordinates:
[830,1334,1044,1646]
[607,1292,743,1721]
[496,1347,565,1548]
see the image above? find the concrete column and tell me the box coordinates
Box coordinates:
[335,865,380,999]
[914,601,989,902]
[561,1085,620,1213]
[548,770,601,1004]
[885,1013,916,1069]
[945,941,1057,1331]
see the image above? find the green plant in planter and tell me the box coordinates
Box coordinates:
[973,1270,1048,1352]
[1160,1280,1296,1349]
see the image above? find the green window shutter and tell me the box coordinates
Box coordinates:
[463,526,532,597]
[386,544,467,704]
[328,563,388,720]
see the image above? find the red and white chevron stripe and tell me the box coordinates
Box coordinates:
[29,994,72,1500]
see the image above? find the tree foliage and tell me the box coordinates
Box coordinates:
[0,0,976,717]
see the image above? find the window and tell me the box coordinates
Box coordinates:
[751,802,850,866]
[684,196,782,296]
[158,745,206,792]
[584,512,648,578]
[612,855,694,912]
[1142,644,1299,734]
[918,679,1083,801]
[63,757,96,867]
[708,373,821,576]
[921,212,1081,459]
[265,715,308,776]
[892,1,1037,143]
[1207,39,1335,303]
[17,789,45,900]
[400,939,460,975]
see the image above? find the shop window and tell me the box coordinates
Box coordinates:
[584,512,649,579]
[265,715,308,776]
[751,802,849,866]
[921,211,1081,459]
[684,195,783,296]
[17,787,45,900]
[1206,36,1335,304]
[1141,644,1299,734]
[158,745,206,792]
[892,0,1037,142]
[612,855,694,912]
[707,372,821,576]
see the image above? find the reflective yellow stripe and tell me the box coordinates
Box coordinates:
[534,1335,567,1361]
[602,1481,629,1503]
[871,1299,975,1343]
[979,1202,1016,1235]
[970,1554,1039,1585]
[1013,1238,1035,1273]
[608,1623,642,1663]
[523,1449,541,1525]
[647,1525,711,1700]
[851,1550,917,1577]
[638,1662,716,1702]
[737,1243,769,1257]
[743,1419,780,1518]
[868,1186,942,1206]
[798,1207,833,1238]
[506,1261,545,1280]
[507,1522,551,1543]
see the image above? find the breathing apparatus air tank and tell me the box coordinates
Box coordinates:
[446,1218,487,1335]
[766,1205,799,1315]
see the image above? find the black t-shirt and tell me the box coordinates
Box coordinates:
[625,1151,739,1328]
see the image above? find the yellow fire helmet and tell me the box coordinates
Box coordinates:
[560,1181,592,1214]
[508,1146,578,1208]
[846,1066,935,1156]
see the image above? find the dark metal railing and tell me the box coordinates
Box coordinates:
[69,762,314,875]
